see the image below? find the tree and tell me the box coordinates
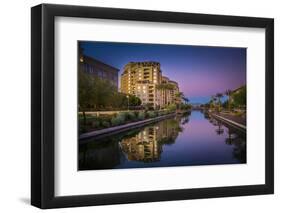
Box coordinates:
[78,70,96,125]
[175,92,184,99]
[225,89,232,111]
[210,95,218,109]
[182,97,189,104]
[156,83,175,91]
[175,92,184,110]
[215,93,223,111]
[232,86,246,108]
[128,95,142,106]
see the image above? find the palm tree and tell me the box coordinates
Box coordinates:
[175,92,184,100]
[225,89,232,111]
[156,83,175,108]
[216,93,223,112]
[209,95,215,109]
[215,122,224,135]
[156,83,175,91]
[183,97,189,104]
[175,92,184,110]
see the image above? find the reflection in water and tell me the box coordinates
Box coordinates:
[120,118,182,163]
[207,116,246,163]
[79,111,246,170]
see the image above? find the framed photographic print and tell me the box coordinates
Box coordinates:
[31,4,274,209]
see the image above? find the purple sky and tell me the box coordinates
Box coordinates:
[80,41,246,103]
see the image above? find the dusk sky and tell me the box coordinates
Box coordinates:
[80,41,246,104]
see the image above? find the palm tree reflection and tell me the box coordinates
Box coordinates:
[208,116,246,163]
[215,121,224,135]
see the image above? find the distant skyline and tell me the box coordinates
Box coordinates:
[80,41,246,104]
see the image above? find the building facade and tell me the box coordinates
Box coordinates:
[79,49,119,88]
[120,61,181,108]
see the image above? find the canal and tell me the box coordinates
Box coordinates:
[79,110,246,170]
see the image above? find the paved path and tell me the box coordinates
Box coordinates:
[217,112,246,125]
[211,112,246,131]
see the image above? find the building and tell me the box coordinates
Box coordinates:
[79,48,119,88]
[120,62,162,108]
[120,61,181,108]
[160,77,180,107]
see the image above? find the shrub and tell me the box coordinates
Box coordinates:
[118,112,127,122]
[127,111,136,121]
[138,111,145,120]
[111,113,126,126]
[166,104,177,111]
[147,111,156,118]
[91,120,100,129]
[101,121,110,128]
[158,111,164,116]
[111,117,121,126]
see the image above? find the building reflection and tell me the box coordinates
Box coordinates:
[119,116,184,163]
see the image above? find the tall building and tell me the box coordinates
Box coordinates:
[168,80,180,104]
[120,62,162,108]
[79,49,119,88]
[120,61,181,108]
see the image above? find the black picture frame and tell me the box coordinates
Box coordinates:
[31,3,274,209]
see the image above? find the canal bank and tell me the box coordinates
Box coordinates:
[209,112,246,132]
[79,113,176,141]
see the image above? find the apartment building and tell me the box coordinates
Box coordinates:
[120,61,181,108]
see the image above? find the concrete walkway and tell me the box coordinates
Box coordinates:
[211,113,246,131]
[218,112,246,125]
[79,113,176,140]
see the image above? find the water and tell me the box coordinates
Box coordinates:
[79,111,246,170]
